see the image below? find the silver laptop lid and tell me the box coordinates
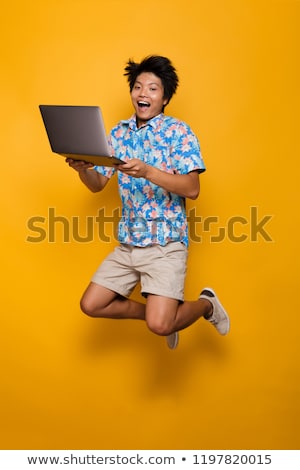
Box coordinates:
[39,105,124,166]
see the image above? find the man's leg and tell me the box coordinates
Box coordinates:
[80,282,146,320]
[145,289,230,352]
[145,294,212,336]
[80,285,211,330]
[80,284,229,349]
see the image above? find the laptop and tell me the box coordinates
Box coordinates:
[39,105,124,166]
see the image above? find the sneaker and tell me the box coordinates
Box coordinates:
[199,288,230,335]
[166,331,179,349]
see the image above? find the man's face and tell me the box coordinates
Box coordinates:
[131,72,168,127]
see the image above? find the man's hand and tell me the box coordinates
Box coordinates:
[66,158,94,172]
[118,159,149,178]
[118,158,200,200]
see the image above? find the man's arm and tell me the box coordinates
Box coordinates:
[66,159,109,192]
[118,159,200,200]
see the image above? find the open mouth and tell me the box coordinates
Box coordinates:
[138,101,150,108]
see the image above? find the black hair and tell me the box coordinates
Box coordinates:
[124,55,179,104]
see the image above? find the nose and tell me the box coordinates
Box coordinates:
[138,87,147,97]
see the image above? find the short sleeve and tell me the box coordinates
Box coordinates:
[172,122,206,174]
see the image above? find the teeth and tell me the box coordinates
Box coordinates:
[138,101,150,107]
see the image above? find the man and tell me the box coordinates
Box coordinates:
[67,55,230,349]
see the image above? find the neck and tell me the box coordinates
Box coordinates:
[136,112,163,128]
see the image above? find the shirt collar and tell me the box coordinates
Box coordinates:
[121,113,165,131]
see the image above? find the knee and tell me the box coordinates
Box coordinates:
[80,296,98,317]
[146,317,173,337]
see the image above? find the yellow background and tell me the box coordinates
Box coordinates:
[1,0,299,450]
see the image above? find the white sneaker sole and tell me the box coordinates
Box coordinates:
[166,331,179,349]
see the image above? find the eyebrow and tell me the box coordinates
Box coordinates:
[135,80,161,86]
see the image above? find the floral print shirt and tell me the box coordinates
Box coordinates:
[94,113,206,247]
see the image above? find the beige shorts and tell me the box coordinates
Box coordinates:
[91,242,188,301]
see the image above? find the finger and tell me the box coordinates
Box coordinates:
[119,162,135,170]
